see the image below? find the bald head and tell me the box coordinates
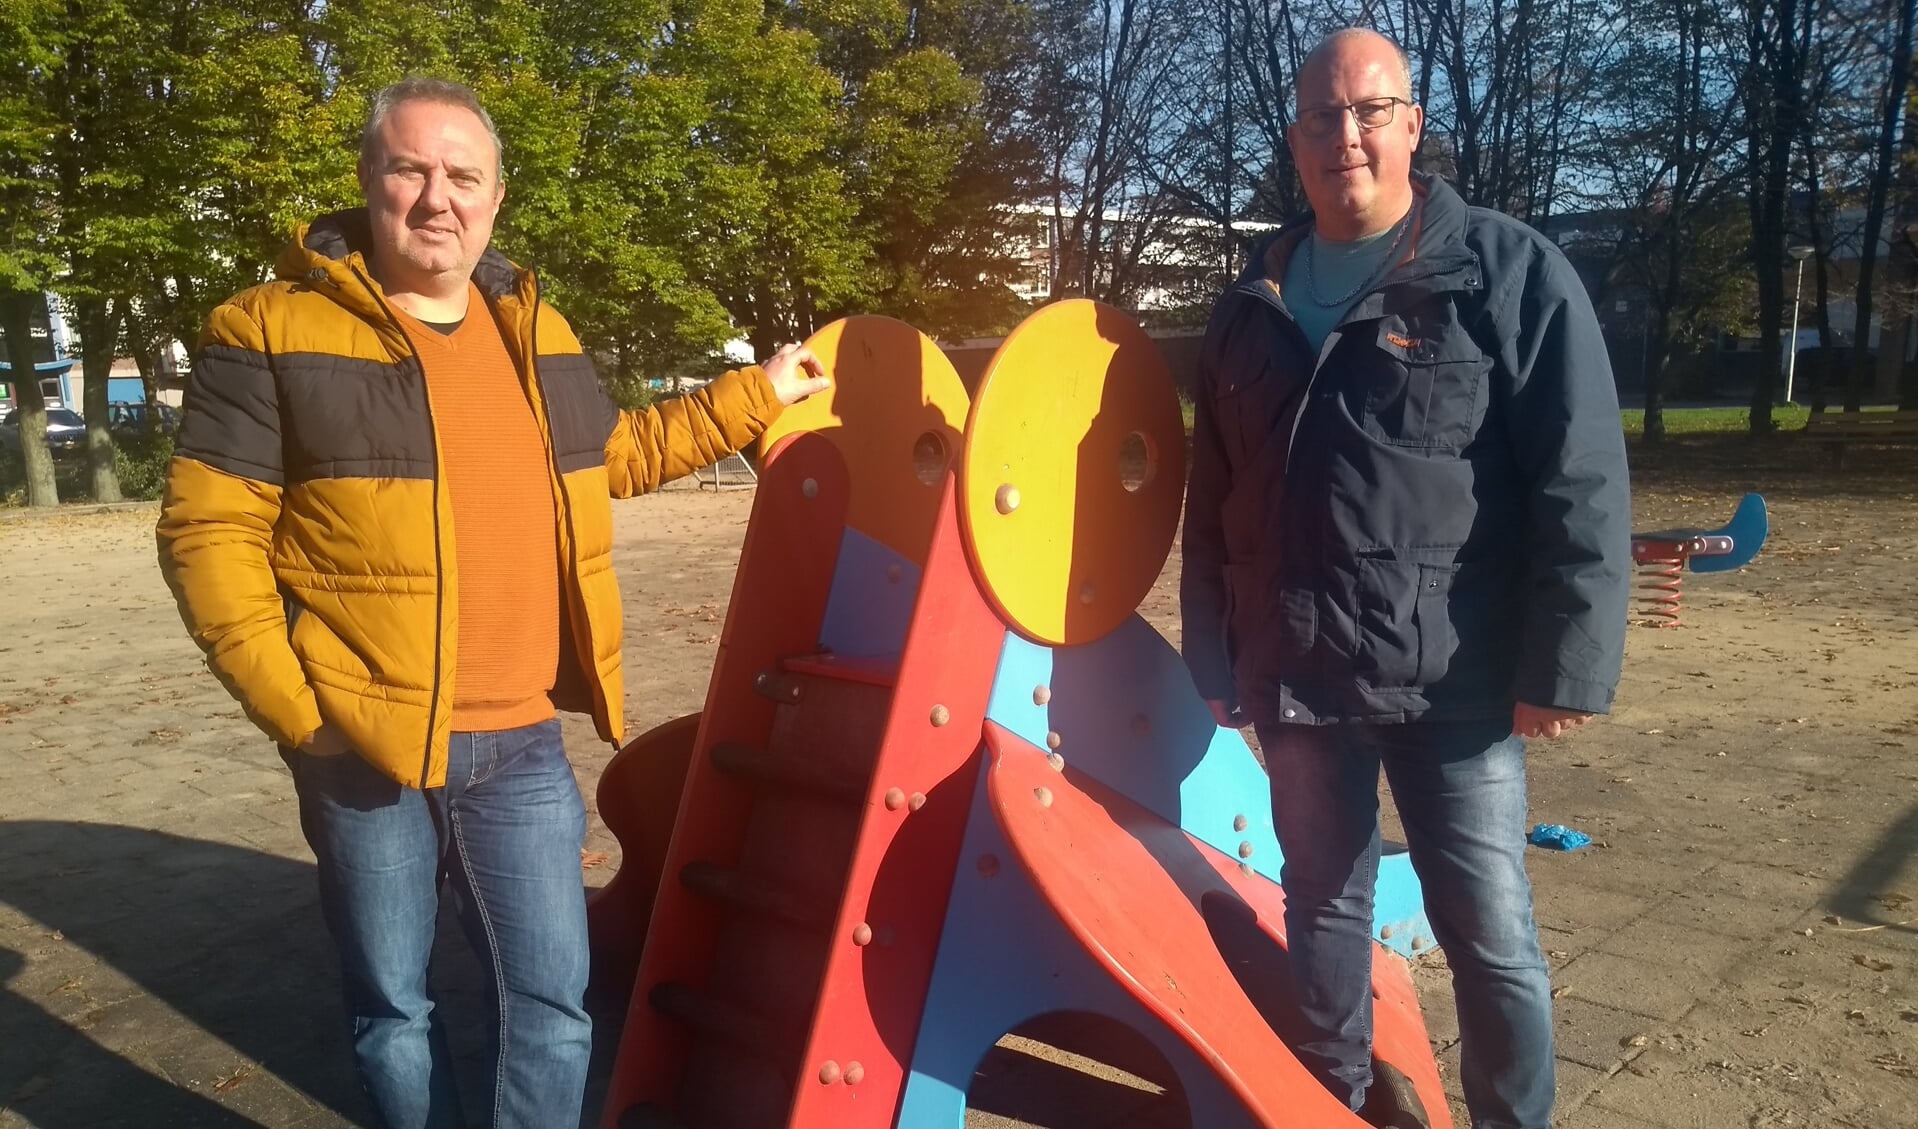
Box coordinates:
[1298,28,1413,106]
[1287,27,1423,241]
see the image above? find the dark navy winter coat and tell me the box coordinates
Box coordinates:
[1180,173,1632,726]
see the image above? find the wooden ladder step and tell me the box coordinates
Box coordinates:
[615,1106,687,1129]
[678,861,835,931]
[779,651,901,687]
[648,981,782,1050]
[709,742,867,803]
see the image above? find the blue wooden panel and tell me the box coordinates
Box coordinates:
[818,527,923,658]
[980,616,1430,958]
[897,756,1260,1129]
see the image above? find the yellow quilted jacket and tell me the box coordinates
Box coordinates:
[158,209,783,788]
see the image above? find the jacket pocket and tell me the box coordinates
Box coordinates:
[281,589,305,643]
[1354,557,1459,689]
[1214,324,1308,471]
[1363,325,1487,450]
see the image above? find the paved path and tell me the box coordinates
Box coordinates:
[2,491,1915,1128]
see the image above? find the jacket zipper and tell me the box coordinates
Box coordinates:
[1222,283,1331,477]
[1225,247,1474,477]
[350,263,443,789]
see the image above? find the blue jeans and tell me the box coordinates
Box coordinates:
[1256,718,1553,1129]
[284,719,592,1129]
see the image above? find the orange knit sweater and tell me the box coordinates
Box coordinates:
[399,288,560,732]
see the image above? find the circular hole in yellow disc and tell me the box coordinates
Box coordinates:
[757,316,970,562]
[958,300,1185,645]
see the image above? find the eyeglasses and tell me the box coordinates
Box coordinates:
[1296,97,1413,139]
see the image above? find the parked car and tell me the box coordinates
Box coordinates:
[0,407,87,455]
[106,401,181,434]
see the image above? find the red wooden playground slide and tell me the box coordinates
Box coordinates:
[586,305,1452,1128]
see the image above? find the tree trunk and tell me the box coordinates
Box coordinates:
[122,300,162,431]
[1742,0,1812,433]
[1642,305,1676,444]
[1808,241,1838,414]
[1,289,61,506]
[78,296,122,502]
[1844,0,1915,412]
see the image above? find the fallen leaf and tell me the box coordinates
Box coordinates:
[1854,954,1895,972]
[212,1064,254,1093]
[579,851,610,871]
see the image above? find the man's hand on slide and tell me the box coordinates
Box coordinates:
[763,344,831,406]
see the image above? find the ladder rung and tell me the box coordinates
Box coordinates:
[616,1105,686,1129]
[710,742,866,802]
[648,981,780,1050]
[780,651,900,687]
[678,861,834,931]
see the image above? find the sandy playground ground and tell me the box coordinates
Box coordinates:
[1,432,1916,1128]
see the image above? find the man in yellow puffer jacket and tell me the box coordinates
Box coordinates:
[157,77,828,1129]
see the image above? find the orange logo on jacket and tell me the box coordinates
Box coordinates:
[1386,332,1420,349]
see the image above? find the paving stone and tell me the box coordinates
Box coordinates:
[1592,915,1754,979]
[1554,996,1658,1072]
[1533,880,1652,943]
[1552,1057,1610,1118]
[1558,1101,1675,1128]
[64,991,187,1056]
[1582,1048,1799,1129]
[1553,951,1711,1022]
[1560,847,1717,903]
[1412,957,1460,1048]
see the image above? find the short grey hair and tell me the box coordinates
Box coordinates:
[1300,28,1415,102]
[359,77,504,177]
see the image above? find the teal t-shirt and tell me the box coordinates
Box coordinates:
[1281,220,1409,355]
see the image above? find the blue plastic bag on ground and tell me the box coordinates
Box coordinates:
[1528,823,1592,851]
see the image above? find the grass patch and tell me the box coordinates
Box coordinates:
[1179,399,1831,438]
[1621,406,1815,436]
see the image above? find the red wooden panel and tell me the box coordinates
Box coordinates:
[587,713,702,1002]
[601,433,851,1124]
[981,721,1452,1128]
[784,480,1008,1128]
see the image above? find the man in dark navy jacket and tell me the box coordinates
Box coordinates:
[1180,27,1631,1129]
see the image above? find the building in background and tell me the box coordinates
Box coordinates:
[0,293,184,416]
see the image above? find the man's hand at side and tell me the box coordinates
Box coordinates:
[762,344,830,406]
[1513,703,1593,740]
[300,722,354,758]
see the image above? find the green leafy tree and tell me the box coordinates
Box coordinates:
[0,0,65,506]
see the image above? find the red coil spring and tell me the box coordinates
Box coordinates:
[1634,550,1685,626]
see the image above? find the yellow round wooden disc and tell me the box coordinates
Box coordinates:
[757,316,971,562]
[958,300,1185,645]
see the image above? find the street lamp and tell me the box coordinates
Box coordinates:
[1785,242,1814,404]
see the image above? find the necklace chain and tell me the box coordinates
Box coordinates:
[1302,209,1414,308]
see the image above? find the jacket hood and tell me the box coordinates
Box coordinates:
[274,208,526,304]
[1240,172,1479,295]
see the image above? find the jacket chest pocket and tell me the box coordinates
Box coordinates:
[1214,322,1309,471]
[1358,323,1488,451]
